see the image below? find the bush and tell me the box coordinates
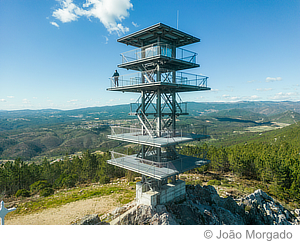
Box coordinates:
[99,175,110,184]
[245,205,252,212]
[30,180,52,193]
[186,180,202,186]
[40,187,54,197]
[207,179,221,186]
[15,189,30,198]
[55,174,78,188]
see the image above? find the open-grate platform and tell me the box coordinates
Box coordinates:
[107,152,210,180]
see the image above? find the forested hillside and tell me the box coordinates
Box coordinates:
[0,150,131,198]
[1,102,300,208]
[181,122,300,206]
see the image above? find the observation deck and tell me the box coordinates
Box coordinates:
[107,125,209,148]
[107,23,211,205]
[107,70,210,93]
[117,23,201,72]
[118,43,199,71]
[108,151,210,180]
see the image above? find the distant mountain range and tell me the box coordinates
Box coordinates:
[1,101,300,161]
[1,101,300,119]
[187,101,300,116]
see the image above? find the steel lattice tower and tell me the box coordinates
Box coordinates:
[107,23,211,206]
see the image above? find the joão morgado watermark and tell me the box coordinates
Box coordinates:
[204,229,293,241]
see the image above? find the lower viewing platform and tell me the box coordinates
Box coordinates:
[107,151,210,180]
[107,126,209,147]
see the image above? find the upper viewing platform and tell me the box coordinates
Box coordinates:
[118,42,199,71]
[108,23,210,93]
[117,23,201,71]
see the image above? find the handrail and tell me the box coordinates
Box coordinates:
[120,42,197,65]
[110,151,177,170]
[109,150,209,173]
[109,125,209,140]
[109,69,208,88]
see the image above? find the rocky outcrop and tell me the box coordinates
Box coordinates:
[76,185,300,225]
[76,214,101,225]
[116,204,178,225]
[166,185,300,225]
[239,189,299,225]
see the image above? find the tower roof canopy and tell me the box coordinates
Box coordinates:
[117,23,200,48]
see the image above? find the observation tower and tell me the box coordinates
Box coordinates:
[107,23,211,206]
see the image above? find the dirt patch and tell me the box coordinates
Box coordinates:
[6,195,120,225]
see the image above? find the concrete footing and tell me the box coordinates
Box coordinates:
[136,180,186,206]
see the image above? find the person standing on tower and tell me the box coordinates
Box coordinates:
[112,70,119,87]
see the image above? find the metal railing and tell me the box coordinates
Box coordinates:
[109,69,208,88]
[109,150,210,178]
[109,151,178,179]
[109,125,208,143]
[120,43,197,65]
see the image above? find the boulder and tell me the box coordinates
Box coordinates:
[118,204,178,225]
[74,185,300,225]
[77,214,100,225]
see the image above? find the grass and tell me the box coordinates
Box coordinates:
[180,171,265,199]
[7,181,136,218]
[246,126,279,132]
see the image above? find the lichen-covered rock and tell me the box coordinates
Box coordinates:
[118,204,178,225]
[75,186,300,225]
[77,214,100,225]
[167,186,299,225]
[241,189,299,225]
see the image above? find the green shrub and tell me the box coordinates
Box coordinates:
[99,175,110,184]
[30,180,52,193]
[40,187,54,197]
[207,179,221,186]
[221,183,232,188]
[186,180,202,186]
[55,174,78,188]
[245,205,251,212]
[221,179,230,184]
[15,189,30,198]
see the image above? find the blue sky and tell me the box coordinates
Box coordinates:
[0,0,299,111]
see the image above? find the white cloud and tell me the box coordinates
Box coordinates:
[246,95,260,100]
[67,99,78,103]
[270,92,299,100]
[222,94,240,101]
[256,88,273,91]
[50,21,60,28]
[52,0,133,35]
[103,35,109,44]
[266,77,282,82]
[22,99,30,104]
[53,0,81,23]
[0,99,6,102]
[132,21,139,27]
[7,96,14,98]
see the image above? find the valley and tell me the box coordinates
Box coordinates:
[1,101,300,223]
[1,101,300,162]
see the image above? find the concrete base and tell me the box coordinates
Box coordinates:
[136,180,186,206]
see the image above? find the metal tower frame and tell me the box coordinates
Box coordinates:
[107,23,211,203]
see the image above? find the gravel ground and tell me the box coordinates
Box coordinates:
[5,195,120,225]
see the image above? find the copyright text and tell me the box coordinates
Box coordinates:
[204,229,293,241]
